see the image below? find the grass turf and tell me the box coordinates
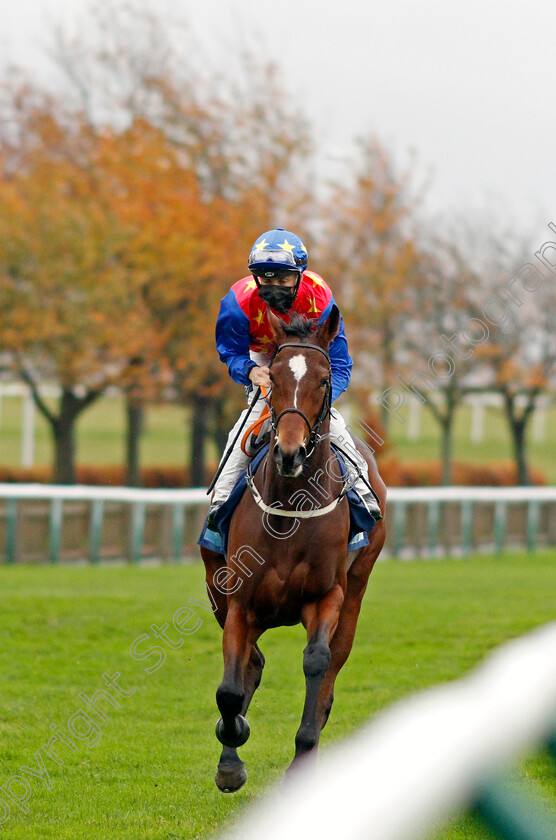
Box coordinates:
[0,552,556,840]
[0,551,554,839]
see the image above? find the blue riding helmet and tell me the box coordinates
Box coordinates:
[248,228,308,278]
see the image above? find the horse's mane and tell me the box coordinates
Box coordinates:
[280,312,318,340]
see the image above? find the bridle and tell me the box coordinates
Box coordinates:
[245,341,364,518]
[246,340,354,519]
[246,341,358,518]
[268,342,332,459]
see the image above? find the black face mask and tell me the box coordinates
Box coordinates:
[257,285,296,313]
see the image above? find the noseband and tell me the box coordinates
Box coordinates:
[269,342,332,458]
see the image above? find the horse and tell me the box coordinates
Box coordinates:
[200,304,387,792]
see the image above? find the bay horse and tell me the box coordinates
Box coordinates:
[200,304,386,792]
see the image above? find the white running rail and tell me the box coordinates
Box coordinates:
[0,484,555,562]
[222,622,556,840]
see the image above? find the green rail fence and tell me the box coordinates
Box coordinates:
[0,484,208,564]
[0,485,555,564]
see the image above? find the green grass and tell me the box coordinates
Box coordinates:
[0,395,192,469]
[0,551,554,839]
[384,402,556,483]
[1,394,555,481]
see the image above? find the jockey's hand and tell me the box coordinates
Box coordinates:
[249,365,271,390]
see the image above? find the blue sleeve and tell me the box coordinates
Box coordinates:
[215,291,257,386]
[318,297,352,402]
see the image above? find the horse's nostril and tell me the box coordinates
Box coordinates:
[273,444,306,476]
[294,446,307,467]
[273,444,283,466]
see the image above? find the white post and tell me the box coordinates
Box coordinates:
[471,401,484,443]
[21,391,36,468]
[408,399,421,441]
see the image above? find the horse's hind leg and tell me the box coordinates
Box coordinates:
[315,522,386,735]
[313,446,387,733]
[216,643,265,793]
[200,548,228,630]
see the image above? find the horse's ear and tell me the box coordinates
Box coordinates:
[317,304,340,347]
[267,305,288,343]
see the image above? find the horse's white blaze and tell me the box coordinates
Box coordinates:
[289,354,307,382]
[288,354,307,408]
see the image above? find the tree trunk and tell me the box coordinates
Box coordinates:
[126,395,144,487]
[423,386,457,486]
[510,417,530,486]
[53,414,77,484]
[52,389,83,484]
[502,392,531,486]
[440,386,458,486]
[17,370,102,485]
[190,395,210,486]
[440,418,452,485]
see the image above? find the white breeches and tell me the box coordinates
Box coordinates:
[211,392,370,504]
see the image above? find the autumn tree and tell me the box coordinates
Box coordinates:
[0,88,160,483]
[399,235,483,484]
[45,0,314,485]
[319,137,426,430]
[0,0,315,487]
[468,231,556,485]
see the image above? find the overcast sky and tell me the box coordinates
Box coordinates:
[1,0,554,239]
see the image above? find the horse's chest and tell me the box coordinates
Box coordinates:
[251,559,337,626]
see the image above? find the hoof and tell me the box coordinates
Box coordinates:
[215,761,247,793]
[215,715,250,748]
[282,750,316,791]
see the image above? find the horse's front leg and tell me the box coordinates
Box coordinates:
[287,584,345,776]
[215,600,253,751]
[216,642,265,793]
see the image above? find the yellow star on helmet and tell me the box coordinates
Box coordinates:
[244,279,258,292]
[254,238,269,250]
[307,296,321,314]
[259,335,272,344]
[253,308,265,326]
[278,239,295,253]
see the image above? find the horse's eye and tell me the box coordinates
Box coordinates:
[320,377,330,388]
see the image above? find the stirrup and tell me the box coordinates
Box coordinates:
[207,501,223,531]
[248,427,270,457]
[359,488,382,518]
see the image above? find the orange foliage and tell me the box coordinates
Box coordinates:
[0,459,546,488]
[319,137,426,394]
[379,458,547,487]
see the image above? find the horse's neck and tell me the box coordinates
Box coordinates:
[263,421,337,508]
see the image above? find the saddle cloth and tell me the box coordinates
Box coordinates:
[198,444,377,555]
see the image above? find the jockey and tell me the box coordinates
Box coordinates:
[207,227,380,526]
